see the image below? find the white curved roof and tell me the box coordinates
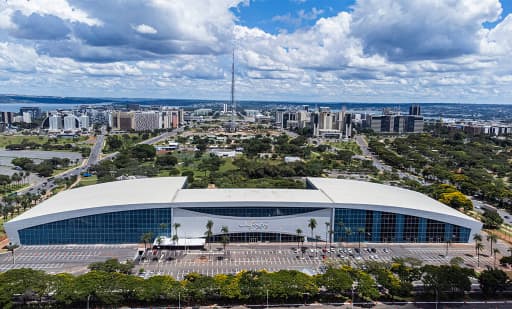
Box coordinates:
[9,177,187,222]
[7,177,479,228]
[307,178,469,218]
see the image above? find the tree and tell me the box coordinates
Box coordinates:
[356,270,379,300]
[357,227,365,251]
[205,220,214,251]
[11,157,34,170]
[345,227,353,243]
[493,248,500,268]
[220,226,229,256]
[173,222,181,243]
[476,242,484,267]
[131,144,156,161]
[450,256,464,267]
[487,233,498,255]
[473,233,482,255]
[308,219,317,255]
[482,210,504,229]
[479,268,510,297]
[88,258,134,274]
[140,232,153,252]
[296,228,303,252]
[324,222,330,248]
[337,220,344,242]
[155,154,178,167]
[159,223,168,237]
[198,154,223,178]
[316,267,353,295]
[0,268,54,307]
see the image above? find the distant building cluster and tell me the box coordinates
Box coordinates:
[369,105,424,134]
[44,113,90,132]
[111,107,184,131]
[274,104,424,137]
[0,107,41,126]
[442,121,512,136]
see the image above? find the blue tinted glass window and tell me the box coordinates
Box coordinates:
[182,207,323,217]
[333,208,471,243]
[19,208,172,245]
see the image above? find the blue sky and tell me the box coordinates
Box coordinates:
[1,0,512,103]
[236,0,356,34]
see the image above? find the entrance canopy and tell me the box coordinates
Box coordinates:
[153,236,205,248]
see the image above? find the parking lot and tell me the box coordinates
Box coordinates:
[0,244,137,274]
[0,241,507,277]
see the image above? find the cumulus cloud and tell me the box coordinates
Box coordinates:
[132,24,158,35]
[350,0,502,61]
[0,0,512,102]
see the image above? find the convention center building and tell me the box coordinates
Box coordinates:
[5,177,482,245]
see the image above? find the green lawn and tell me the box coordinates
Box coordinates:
[218,159,238,173]
[0,184,28,198]
[0,135,48,148]
[77,175,98,187]
[0,135,90,149]
[327,141,363,154]
[52,164,80,176]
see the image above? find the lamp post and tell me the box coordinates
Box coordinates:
[266,289,269,309]
[6,242,19,265]
[351,281,358,309]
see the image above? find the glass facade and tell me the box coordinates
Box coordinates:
[19,208,172,245]
[333,208,470,243]
[16,206,472,245]
[210,232,302,243]
[182,207,323,217]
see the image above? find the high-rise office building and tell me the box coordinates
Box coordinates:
[63,115,78,131]
[49,115,63,131]
[409,104,421,116]
[79,115,89,129]
[0,111,14,125]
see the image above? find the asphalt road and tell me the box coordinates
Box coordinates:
[16,128,184,197]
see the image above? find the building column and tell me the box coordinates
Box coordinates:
[395,214,404,243]
[444,224,453,242]
[372,212,381,242]
[418,218,427,242]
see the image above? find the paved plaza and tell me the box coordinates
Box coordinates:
[1,239,509,277]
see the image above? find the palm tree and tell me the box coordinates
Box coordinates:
[220,225,229,256]
[296,228,303,251]
[308,219,317,255]
[324,222,330,248]
[337,220,344,242]
[173,222,181,240]
[357,227,365,251]
[493,248,500,268]
[315,235,321,255]
[308,218,317,242]
[205,220,214,251]
[476,242,484,267]
[159,223,168,237]
[328,229,334,254]
[487,233,498,255]
[473,233,482,256]
[345,227,352,243]
[140,232,154,252]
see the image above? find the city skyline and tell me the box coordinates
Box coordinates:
[1,0,512,103]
